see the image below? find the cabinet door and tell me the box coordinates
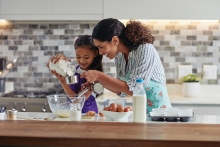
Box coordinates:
[103,0,220,20]
[0,0,51,14]
[52,0,102,15]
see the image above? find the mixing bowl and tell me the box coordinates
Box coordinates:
[101,110,132,121]
[47,94,85,118]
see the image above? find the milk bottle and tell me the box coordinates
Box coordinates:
[132,78,147,123]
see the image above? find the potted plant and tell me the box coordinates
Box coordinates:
[181,74,202,97]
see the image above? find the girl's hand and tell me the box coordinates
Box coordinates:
[51,70,65,83]
[80,83,93,100]
[48,54,70,67]
[80,70,101,83]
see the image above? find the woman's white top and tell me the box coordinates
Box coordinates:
[115,43,166,91]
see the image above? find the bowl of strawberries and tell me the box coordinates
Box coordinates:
[101,99,132,121]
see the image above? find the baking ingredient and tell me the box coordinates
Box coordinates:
[6,110,18,120]
[99,112,104,117]
[86,111,96,116]
[70,111,81,121]
[109,104,117,112]
[124,107,130,112]
[49,60,76,77]
[55,112,70,118]
[103,107,110,111]
[132,79,146,123]
[116,104,124,112]
[126,106,132,111]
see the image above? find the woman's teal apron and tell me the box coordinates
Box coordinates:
[118,58,172,113]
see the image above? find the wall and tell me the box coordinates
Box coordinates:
[0,20,220,91]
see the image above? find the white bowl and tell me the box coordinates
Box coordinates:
[101,110,132,121]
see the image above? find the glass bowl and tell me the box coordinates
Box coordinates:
[47,94,85,118]
[103,99,127,108]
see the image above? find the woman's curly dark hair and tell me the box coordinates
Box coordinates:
[92,18,155,51]
[74,35,103,72]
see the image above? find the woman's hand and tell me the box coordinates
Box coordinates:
[80,70,101,83]
[81,70,102,88]
[51,70,65,83]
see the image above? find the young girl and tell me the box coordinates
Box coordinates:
[47,35,103,113]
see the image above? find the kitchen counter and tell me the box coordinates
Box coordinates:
[0,112,220,147]
[97,89,220,105]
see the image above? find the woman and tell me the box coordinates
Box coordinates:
[81,18,172,112]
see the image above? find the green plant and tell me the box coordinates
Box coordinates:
[181,74,202,82]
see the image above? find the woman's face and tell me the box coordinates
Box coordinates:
[93,39,118,59]
[75,47,97,70]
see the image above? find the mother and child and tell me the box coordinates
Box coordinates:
[47,18,172,114]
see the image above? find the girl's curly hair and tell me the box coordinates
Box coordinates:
[92,18,155,51]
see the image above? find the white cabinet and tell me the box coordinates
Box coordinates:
[0,0,51,20]
[51,0,103,20]
[103,0,220,20]
[0,0,103,20]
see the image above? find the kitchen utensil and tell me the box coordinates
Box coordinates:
[0,78,5,93]
[0,106,6,113]
[65,75,79,85]
[66,83,104,103]
[101,110,132,121]
[1,58,19,78]
[47,94,85,118]
[0,58,6,73]
[0,112,5,120]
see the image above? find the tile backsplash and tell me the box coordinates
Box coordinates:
[0,20,220,91]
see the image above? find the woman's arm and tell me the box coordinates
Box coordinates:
[81,71,133,96]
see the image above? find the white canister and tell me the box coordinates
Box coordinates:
[0,112,5,120]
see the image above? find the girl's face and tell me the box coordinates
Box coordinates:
[93,38,118,59]
[75,47,97,70]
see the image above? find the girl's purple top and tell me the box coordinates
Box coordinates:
[69,65,98,113]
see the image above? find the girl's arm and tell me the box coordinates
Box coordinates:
[59,77,92,100]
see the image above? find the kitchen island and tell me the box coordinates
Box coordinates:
[96,87,220,115]
[0,112,220,147]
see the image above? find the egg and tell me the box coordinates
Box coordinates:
[109,103,117,112]
[86,111,96,116]
[126,106,132,111]
[124,107,130,112]
[103,107,110,111]
[99,112,104,117]
[116,104,124,112]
